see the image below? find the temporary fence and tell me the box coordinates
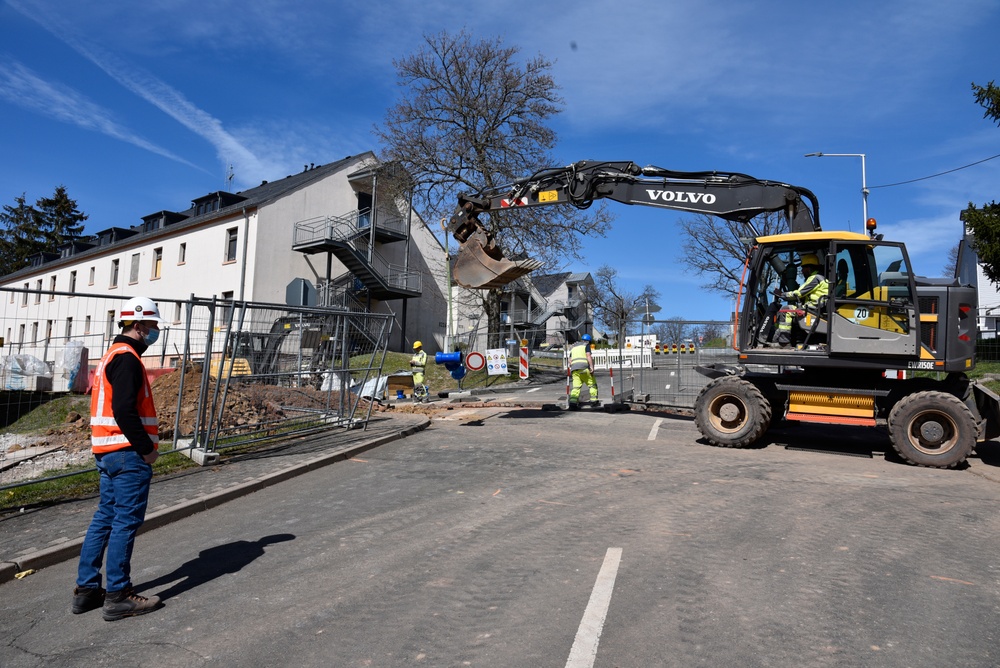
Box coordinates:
[596,319,738,410]
[0,287,392,490]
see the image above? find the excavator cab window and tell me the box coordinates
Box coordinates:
[827,241,919,356]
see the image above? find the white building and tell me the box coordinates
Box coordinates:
[0,153,450,365]
[449,271,595,351]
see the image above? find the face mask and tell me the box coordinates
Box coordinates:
[142,327,160,346]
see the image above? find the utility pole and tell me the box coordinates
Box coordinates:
[441,219,454,352]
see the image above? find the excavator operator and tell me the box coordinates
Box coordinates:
[773,253,829,347]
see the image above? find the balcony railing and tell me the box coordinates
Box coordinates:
[293,210,420,293]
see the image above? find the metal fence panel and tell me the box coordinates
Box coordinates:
[0,288,392,490]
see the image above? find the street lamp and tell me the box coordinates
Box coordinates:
[440,219,454,352]
[804,152,869,227]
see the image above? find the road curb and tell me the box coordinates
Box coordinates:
[0,415,430,585]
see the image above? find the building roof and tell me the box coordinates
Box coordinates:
[2,153,375,281]
[531,271,593,298]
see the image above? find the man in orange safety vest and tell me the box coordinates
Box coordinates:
[74,296,165,621]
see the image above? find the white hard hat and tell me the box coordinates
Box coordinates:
[119,296,163,325]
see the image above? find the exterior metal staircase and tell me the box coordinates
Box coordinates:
[504,298,584,327]
[292,209,421,300]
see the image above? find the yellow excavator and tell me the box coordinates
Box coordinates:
[448,160,1000,468]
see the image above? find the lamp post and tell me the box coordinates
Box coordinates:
[440,219,454,352]
[804,152,868,226]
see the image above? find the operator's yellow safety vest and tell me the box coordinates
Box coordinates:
[410,349,427,371]
[90,343,159,454]
[786,274,829,308]
[569,342,591,371]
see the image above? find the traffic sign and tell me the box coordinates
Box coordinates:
[466,351,486,371]
[486,348,508,376]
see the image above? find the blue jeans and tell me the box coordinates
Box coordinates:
[76,449,153,593]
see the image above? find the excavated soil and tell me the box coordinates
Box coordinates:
[33,365,381,455]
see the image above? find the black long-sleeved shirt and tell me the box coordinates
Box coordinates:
[103,335,155,457]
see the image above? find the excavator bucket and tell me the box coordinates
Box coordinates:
[452,234,543,289]
[449,203,543,289]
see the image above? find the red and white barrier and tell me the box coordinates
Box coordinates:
[519,346,529,379]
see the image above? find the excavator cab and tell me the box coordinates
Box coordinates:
[739,231,923,359]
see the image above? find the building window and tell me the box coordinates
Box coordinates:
[19,324,24,343]
[22,283,28,306]
[225,228,238,263]
[178,243,186,265]
[174,302,182,324]
[88,266,95,285]
[107,310,115,333]
[65,317,72,340]
[34,279,42,303]
[31,322,38,343]
[152,247,162,279]
[85,315,91,334]
[49,275,56,299]
[110,259,119,288]
[45,320,52,342]
[220,291,234,324]
[69,270,77,294]
[129,253,140,284]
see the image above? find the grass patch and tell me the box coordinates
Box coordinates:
[1,450,198,512]
[1,394,90,435]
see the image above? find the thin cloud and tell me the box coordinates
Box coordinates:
[0,58,199,168]
[7,0,274,187]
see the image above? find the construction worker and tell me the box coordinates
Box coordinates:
[774,253,829,347]
[568,334,598,409]
[410,340,428,402]
[74,296,164,621]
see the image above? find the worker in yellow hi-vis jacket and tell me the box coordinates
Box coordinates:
[568,334,598,409]
[410,341,428,402]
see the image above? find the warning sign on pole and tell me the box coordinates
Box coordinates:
[519,346,529,379]
[465,351,486,372]
[485,348,508,376]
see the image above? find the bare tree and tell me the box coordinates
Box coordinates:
[374,30,612,347]
[653,317,689,346]
[943,241,961,278]
[585,265,659,346]
[696,321,727,347]
[678,211,788,299]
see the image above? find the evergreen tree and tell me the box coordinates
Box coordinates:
[0,194,45,276]
[964,202,1000,285]
[972,80,1000,125]
[0,186,89,277]
[36,185,87,247]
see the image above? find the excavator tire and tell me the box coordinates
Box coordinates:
[694,376,772,448]
[888,390,975,469]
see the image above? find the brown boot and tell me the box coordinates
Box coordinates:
[102,586,162,621]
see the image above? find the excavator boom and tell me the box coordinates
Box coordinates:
[449,160,820,289]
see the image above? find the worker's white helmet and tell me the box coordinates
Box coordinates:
[118,297,164,325]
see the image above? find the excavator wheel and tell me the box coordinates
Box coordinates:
[694,376,772,448]
[887,391,975,469]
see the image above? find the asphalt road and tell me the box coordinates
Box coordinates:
[4,400,1000,667]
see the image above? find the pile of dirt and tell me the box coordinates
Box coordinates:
[41,365,374,454]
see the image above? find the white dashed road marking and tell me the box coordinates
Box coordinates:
[647,418,663,441]
[565,547,623,668]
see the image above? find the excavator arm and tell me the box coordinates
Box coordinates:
[449,160,821,289]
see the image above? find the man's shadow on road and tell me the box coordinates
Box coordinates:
[136,533,295,601]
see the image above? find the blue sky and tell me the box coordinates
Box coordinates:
[1,0,998,321]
